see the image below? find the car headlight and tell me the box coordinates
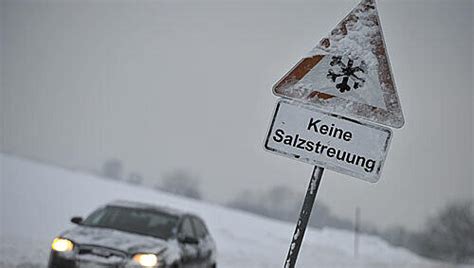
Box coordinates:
[132,253,159,267]
[51,238,74,252]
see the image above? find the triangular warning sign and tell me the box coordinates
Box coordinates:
[273,0,405,128]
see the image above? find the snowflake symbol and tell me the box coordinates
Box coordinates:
[327,56,366,93]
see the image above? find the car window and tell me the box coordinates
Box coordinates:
[82,206,179,240]
[180,217,196,238]
[192,217,208,238]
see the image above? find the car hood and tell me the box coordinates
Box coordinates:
[62,225,170,254]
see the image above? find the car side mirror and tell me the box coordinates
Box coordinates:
[178,234,198,244]
[70,217,83,225]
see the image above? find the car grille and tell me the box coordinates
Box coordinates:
[76,245,128,267]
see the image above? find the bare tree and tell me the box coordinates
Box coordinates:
[417,201,474,264]
[158,169,201,200]
[101,158,123,180]
[262,186,301,221]
[227,185,350,230]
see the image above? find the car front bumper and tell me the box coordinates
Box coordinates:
[48,250,167,268]
[48,251,127,268]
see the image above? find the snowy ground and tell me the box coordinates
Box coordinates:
[0,154,464,268]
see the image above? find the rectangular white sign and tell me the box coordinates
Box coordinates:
[264,99,392,182]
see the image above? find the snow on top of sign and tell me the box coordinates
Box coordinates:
[309,0,379,68]
[275,0,405,128]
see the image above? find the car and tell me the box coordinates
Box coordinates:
[48,200,217,268]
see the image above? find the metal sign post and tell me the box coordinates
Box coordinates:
[284,166,324,268]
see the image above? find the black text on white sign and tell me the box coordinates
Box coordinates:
[264,100,392,182]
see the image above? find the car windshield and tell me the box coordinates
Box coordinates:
[82,206,179,240]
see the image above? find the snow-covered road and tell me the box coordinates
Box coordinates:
[0,154,459,268]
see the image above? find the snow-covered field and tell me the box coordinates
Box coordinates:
[0,154,460,268]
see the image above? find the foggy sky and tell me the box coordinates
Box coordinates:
[1,0,473,231]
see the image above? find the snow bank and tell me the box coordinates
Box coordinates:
[0,154,447,268]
